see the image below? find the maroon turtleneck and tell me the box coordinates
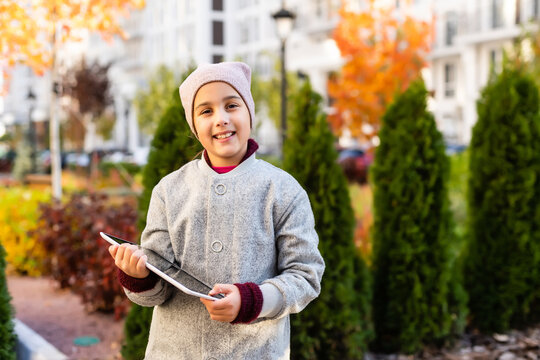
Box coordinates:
[206,138,259,172]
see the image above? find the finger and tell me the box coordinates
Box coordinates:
[208,284,223,296]
[120,245,132,264]
[209,284,234,296]
[108,244,118,257]
[136,255,148,273]
[129,249,144,269]
[208,298,232,312]
[127,244,139,252]
[209,306,232,315]
[122,244,138,261]
[119,243,137,255]
[200,298,214,309]
[115,244,126,263]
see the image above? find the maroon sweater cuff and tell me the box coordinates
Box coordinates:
[231,282,263,324]
[117,268,159,293]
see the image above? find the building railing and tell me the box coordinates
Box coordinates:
[435,0,540,49]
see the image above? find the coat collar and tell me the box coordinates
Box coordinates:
[198,146,258,178]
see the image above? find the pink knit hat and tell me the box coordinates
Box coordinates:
[179,62,255,136]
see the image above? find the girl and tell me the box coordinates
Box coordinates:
[108,62,325,359]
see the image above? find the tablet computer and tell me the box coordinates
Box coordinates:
[100,232,222,301]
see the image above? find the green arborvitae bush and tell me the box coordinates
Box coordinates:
[464,65,540,332]
[283,80,372,359]
[371,79,457,353]
[122,85,202,360]
[137,90,202,231]
[120,302,154,360]
[529,89,540,325]
[0,243,16,359]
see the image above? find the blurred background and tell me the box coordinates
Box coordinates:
[2,0,540,359]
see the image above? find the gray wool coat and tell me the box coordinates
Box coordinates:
[124,153,325,360]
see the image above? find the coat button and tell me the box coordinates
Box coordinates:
[215,183,226,195]
[211,241,223,253]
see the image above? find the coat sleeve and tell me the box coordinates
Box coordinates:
[261,189,325,319]
[123,183,174,307]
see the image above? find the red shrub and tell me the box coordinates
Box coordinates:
[31,193,138,319]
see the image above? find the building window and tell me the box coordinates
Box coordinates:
[315,0,324,17]
[444,63,456,98]
[490,48,502,72]
[238,0,252,8]
[253,18,259,42]
[534,0,539,19]
[239,21,249,44]
[515,0,521,24]
[212,20,224,45]
[492,0,504,28]
[445,12,457,46]
[212,0,223,11]
[212,54,224,63]
[185,0,193,14]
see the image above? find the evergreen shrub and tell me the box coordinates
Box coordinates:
[0,242,16,360]
[283,80,372,359]
[371,79,461,353]
[464,65,540,332]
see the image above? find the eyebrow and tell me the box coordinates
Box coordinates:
[195,95,242,110]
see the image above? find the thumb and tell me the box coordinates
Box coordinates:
[209,284,234,296]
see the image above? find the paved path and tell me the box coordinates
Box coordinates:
[7,275,124,360]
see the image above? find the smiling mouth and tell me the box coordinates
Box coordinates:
[213,131,235,140]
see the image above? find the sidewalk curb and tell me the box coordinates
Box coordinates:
[14,318,68,360]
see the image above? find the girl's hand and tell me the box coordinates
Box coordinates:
[108,243,150,279]
[200,284,241,322]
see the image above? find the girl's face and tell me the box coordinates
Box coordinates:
[193,81,251,167]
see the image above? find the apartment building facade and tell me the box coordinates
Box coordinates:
[429,0,539,144]
[2,0,535,157]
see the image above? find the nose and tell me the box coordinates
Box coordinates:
[215,108,229,126]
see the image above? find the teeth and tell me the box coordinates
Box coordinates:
[215,132,233,139]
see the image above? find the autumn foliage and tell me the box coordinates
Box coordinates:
[0,1,49,76]
[329,0,433,139]
[0,0,145,91]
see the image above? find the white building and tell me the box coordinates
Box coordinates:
[106,0,344,155]
[2,0,535,159]
[429,0,539,144]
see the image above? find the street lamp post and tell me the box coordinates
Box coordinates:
[272,4,295,152]
[27,88,36,173]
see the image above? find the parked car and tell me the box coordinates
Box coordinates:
[445,143,467,155]
[102,150,135,164]
[36,150,51,173]
[337,148,374,184]
[64,152,90,168]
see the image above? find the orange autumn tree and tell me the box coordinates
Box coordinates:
[0,1,49,81]
[0,0,145,91]
[1,0,145,199]
[329,0,433,139]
